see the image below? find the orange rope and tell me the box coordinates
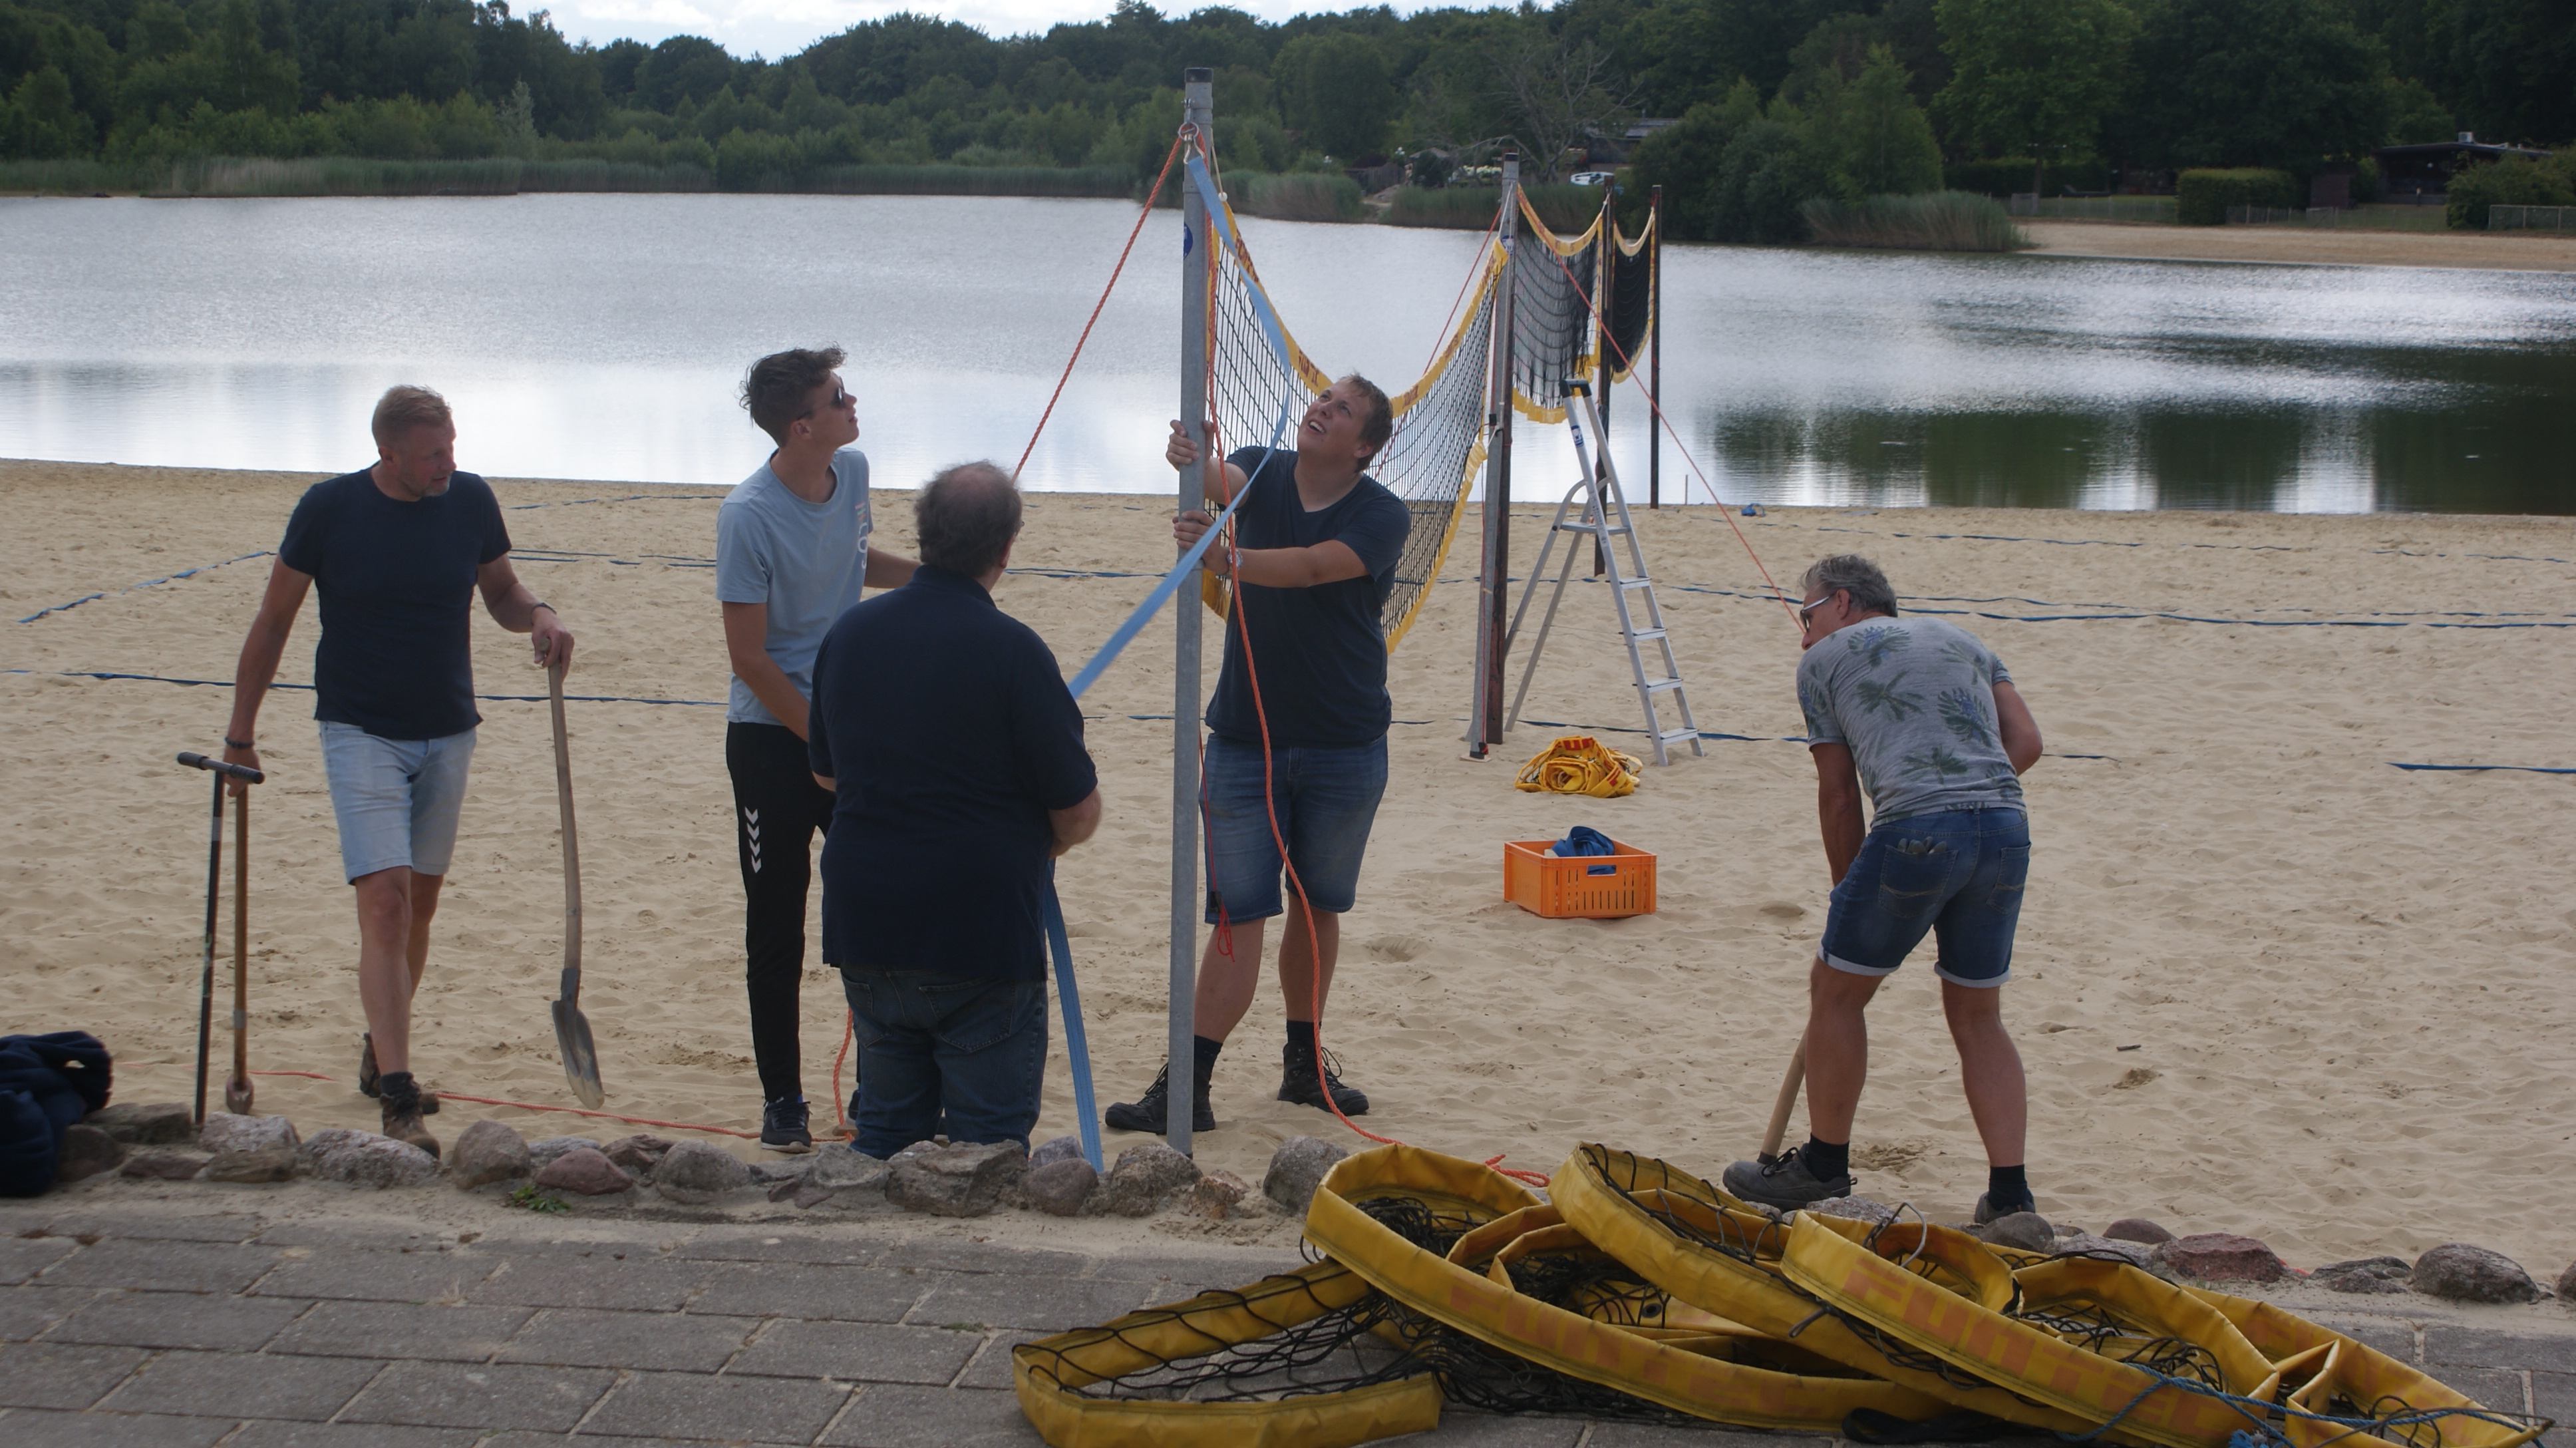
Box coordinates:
[828,1009,854,1141]
[249,1069,760,1140]
[1012,130,1191,482]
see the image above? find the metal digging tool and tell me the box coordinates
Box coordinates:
[176,751,262,1125]
[225,783,255,1114]
[546,659,604,1107]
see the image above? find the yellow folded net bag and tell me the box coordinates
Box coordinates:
[1513,735,1642,798]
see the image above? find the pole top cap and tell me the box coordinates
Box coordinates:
[1502,150,1520,161]
[1184,67,1213,82]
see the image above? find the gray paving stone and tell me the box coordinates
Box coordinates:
[894,1243,1086,1278]
[268,1300,534,1363]
[677,1231,889,1268]
[48,1290,310,1351]
[0,1237,76,1286]
[467,1255,708,1313]
[253,1250,500,1304]
[225,1421,484,1448]
[729,1320,982,1385]
[41,1214,265,1244]
[255,1224,476,1251]
[2430,1367,2528,1413]
[496,1308,754,1371]
[689,1264,935,1324]
[0,1287,95,1342]
[952,1334,1039,1391]
[338,1360,616,1432]
[581,1369,850,1443]
[2530,1370,2571,1427]
[1081,1251,1304,1286]
[2315,1321,2416,1361]
[0,1342,149,1409]
[0,1407,236,1447]
[96,1347,383,1421]
[1408,1411,1588,1445]
[903,1274,1146,1332]
[2428,1328,2576,1375]
[819,1384,1041,1447]
[33,1240,281,1295]
[1585,1427,1832,1448]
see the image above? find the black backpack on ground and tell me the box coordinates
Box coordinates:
[0,1031,114,1197]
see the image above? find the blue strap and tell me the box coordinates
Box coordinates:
[1041,867,1102,1173]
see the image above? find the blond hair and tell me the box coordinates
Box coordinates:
[371,385,452,446]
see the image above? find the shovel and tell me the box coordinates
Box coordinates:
[224,785,255,1115]
[1756,1032,1807,1167]
[546,659,605,1107]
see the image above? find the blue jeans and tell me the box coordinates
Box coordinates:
[317,722,476,883]
[1202,733,1388,922]
[1818,807,2031,988]
[838,968,1046,1158]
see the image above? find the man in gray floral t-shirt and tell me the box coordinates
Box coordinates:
[1725,555,2044,1222]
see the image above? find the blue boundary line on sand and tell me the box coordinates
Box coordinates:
[2389,762,2575,775]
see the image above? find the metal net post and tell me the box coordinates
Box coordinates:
[1170,67,1213,1158]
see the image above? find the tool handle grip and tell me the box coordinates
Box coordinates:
[178,752,264,784]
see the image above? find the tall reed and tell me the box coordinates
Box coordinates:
[0,159,143,194]
[1221,170,1365,222]
[1800,191,2033,252]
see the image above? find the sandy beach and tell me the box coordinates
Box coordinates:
[3,458,2570,1270]
[2024,218,2576,271]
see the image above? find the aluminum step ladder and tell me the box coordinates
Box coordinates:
[1502,382,1703,765]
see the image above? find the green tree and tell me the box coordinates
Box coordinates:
[1838,44,1941,196]
[1274,31,1397,159]
[2120,0,2393,171]
[1934,0,2138,195]
[2418,0,2576,148]
[1,63,92,154]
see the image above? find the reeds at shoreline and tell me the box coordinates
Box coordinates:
[1801,191,2034,252]
[1385,183,1601,232]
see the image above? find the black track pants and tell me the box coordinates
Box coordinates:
[726,721,836,1103]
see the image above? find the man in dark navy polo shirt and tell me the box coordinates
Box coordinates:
[222,385,573,1157]
[1106,375,1412,1137]
[807,462,1100,1157]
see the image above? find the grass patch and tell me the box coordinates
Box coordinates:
[504,1183,569,1213]
[1384,182,1602,233]
[1802,191,2033,252]
[0,158,145,194]
[1220,170,1364,222]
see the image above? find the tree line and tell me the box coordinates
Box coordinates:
[2,0,2567,208]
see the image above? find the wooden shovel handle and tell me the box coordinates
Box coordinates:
[549,659,581,997]
[1759,1033,1808,1164]
[231,789,249,1083]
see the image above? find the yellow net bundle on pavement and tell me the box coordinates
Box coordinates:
[1014,1143,2552,1448]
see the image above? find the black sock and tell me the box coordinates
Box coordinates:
[1190,1035,1224,1079]
[1987,1165,2031,1212]
[1800,1136,1849,1180]
[1285,1020,1316,1059]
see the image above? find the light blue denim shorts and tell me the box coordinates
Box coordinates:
[317,721,476,882]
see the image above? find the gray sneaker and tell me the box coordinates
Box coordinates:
[1721,1150,1854,1210]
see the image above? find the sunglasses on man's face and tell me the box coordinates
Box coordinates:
[1795,594,1836,627]
[802,386,853,420]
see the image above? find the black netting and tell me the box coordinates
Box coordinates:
[1604,224,1653,381]
[1507,212,1598,420]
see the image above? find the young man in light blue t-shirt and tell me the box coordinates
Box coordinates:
[717,347,916,1151]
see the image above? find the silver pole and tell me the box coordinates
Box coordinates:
[1170,67,1213,1157]
[1468,152,1520,758]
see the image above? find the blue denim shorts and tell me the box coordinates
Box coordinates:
[1819,807,2030,988]
[1203,733,1388,922]
[839,969,1047,1158]
[317,721,476,883]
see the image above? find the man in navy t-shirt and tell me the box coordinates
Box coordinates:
[222,386,573,1157]
[1106,375,1412,1137]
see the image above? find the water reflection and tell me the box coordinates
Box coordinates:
[1,194,2571,513]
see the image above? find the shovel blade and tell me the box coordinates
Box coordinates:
[552,997,605,1109]
[224,1077,253,1115]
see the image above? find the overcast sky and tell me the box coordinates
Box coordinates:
[542,0,1353,63]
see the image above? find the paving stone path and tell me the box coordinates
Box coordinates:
[0,1204,2563,1447]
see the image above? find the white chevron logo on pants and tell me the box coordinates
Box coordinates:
[743,807,762,874]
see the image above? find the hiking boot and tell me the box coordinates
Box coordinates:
[1721,1149,1852,1210]
[377,1073,440,1160]
[357,1035,436,1113]
[761,1097,813,1153]
[1278,1045,1368,1117]
[1105,1061,1215,1134]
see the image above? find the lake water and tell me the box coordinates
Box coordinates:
[3,192,2571,513]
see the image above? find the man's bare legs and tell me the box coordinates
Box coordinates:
[1802,957,1881,1143]
[1941,978,2026,1169]
[1190,900,1341,1040]
[353,866,444,1074]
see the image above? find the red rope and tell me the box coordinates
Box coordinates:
[1013,130,1192,482]
[249,1070,760,1140]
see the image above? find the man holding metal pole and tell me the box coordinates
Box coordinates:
[220,385,573,1157]
[1724,555,2043,1220]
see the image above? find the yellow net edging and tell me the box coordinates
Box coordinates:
[1013,1142,2550,1448]
[1513,735,1643,797]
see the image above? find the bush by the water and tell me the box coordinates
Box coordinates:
[1802,192,2032,251]
[2177,168,2297,226]
[1943,156,2112,198]
[2444,155,2576,230]
[1386,182,1598,232]
[1222,171,1365,223]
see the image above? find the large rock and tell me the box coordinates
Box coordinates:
[298,1128,440,1189]
[1029,1135,1086,1169]
[748,1157,810,1187]
[2313,1257,2412,1295]
[54,1125,126,1183]
[2054,1232,2160,1272]
[603,1135,676,1173]
[2410,1244,2539,1304]
[84,1103,194,1145]
[198,1113,298,1157]
[531,1147,632,1196]
[1100,1143,1203,1218]
[2104,1218,2176,1246]
[1261,1137,1346,1214]
[120,1149,210,1180]
[1973,1212,2056,1253]
[2557,1260,2576,1302]
[886,1141,1026,1218]
[1184,1169,1250,1221]
[449,1120,534,1189]
[202,1147,297,1184]
[1805,1196,1897,1226]
[793,1147,890,1208]
[2152,1232,2285,1283]
[654,1141,754,1204]
[526,1136,597,1169]
[1023,1158,1096,1217]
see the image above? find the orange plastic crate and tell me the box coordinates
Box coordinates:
[1503,838,1657,919]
